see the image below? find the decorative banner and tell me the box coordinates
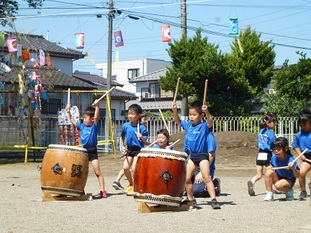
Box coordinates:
[113,31,124,47]
[7,37,17,52]
[229,18,239,36]
[75,32,84,49]
[161,25,171,42]
[39,49,45,66]
[86,52,95,64]
[46,53,51,66]
[22,49,30,61]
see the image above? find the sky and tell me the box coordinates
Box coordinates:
[2,0,311,75]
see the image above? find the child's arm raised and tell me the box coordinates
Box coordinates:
[172,102,181,125]
[202,104,213,129]
[92,99,100,125]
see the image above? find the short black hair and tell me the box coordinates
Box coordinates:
[298,109,311,125]
[271,137,289,153]
[128,104,143,114]
[260,113,278,128]
[189,100,203,114]
[83,107,95,117]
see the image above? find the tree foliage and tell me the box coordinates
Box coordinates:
[263,53,311,116]
[161,26,275,116]
[0,0,44,26]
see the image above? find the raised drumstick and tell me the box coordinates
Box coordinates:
[293,148,308,163]
[203,79,208,105]
[173,77,180,103]
[92,86,116,105]
[169,139,180,148]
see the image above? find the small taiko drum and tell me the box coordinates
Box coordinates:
[41,144,89,196]
[134,148,187,206]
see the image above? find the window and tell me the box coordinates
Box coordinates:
[150,84,160,98]
[141,87,150,99]
[41,98,62,114]
[128,68,139,80]
[99,109,115,120]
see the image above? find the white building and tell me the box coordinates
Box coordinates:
[96,58,172,94]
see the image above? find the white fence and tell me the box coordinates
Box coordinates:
[0,116,299,151]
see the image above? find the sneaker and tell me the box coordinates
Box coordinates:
[214,178,221,196]
[112,181,124,190]
[211,198,221,209]
[100,190,107,198]
[264,192,274,201]
[247,181,255,196]
[124,185,134,196]
[285,189,294,201]
[299,190,307,200]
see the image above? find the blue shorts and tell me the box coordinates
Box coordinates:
[190,153,209,166]
[86,147,98,161]
[126,146,141,157]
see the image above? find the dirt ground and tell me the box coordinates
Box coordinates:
[1,131,311,233]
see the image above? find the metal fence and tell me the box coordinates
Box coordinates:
[0,116,299,151]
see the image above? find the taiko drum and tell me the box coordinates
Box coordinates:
[41,144,89,196]
[134,148,187,206]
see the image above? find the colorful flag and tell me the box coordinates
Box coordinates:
[161,25,171,42]
[75,32,84,49]
[114,31,124,47]
[229,18,239,36]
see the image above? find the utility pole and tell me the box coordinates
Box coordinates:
[106,0,113,142]
[181,0,188,117]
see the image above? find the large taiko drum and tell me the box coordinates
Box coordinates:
[133,148,187,206]
[41,144,89,196]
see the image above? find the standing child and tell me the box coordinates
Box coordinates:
[152,128,173,150]
[292,109,311,200]
[172,100,220,209]
[247,113,278,196]
[66,99,107,199]
[119,104,148,196]
[112,114,148,190]
[264,137,300,201]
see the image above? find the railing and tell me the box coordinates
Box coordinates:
[0,116,299,151]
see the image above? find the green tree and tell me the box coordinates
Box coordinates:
[0,0,44,26]
[263,53,311,116]
[225,26,275,115]
[159,29,227,114]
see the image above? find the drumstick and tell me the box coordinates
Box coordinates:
[92,86,115,105]
[67,88,70,112]
[203,79,208,105]
[67,88,70,105]
[146,140,158,148]
[272,148,308,170]
[272,166,289,170]
[293,148,308,163]
[169,139,180,148]
[305,158,311,163]
[159,109,169,133]
[173,77,180,103]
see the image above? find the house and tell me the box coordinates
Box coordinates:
[95,58,172,94]
[0,31,136,118]
[127,68,181,114]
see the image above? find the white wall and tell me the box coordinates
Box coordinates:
[96,58,171,94]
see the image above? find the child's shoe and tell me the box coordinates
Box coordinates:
[112,181,124,190]
[285,189,294,201]
[299,190,307,200]
[124,185,134,195]
[211,198,221,209]
[100,190,107,198]
[247,181,255,196]
[264,192,274,201]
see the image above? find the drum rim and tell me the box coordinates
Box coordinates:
[48,144,87,152]
[140,148,187,156]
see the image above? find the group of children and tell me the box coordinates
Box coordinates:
[247,109,311,201]
[66,95,311,206]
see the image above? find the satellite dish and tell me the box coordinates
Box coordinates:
[0,62,11,73]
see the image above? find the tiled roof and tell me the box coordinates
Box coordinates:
[2,31,84,59]
[129,68,167,83]
[72,72,136,99]
[3,66,137,99]
[3,65,94,89]
[73,72,123,87]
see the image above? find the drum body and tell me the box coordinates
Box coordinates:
[41,144,89,196]
[134,148,187,206]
